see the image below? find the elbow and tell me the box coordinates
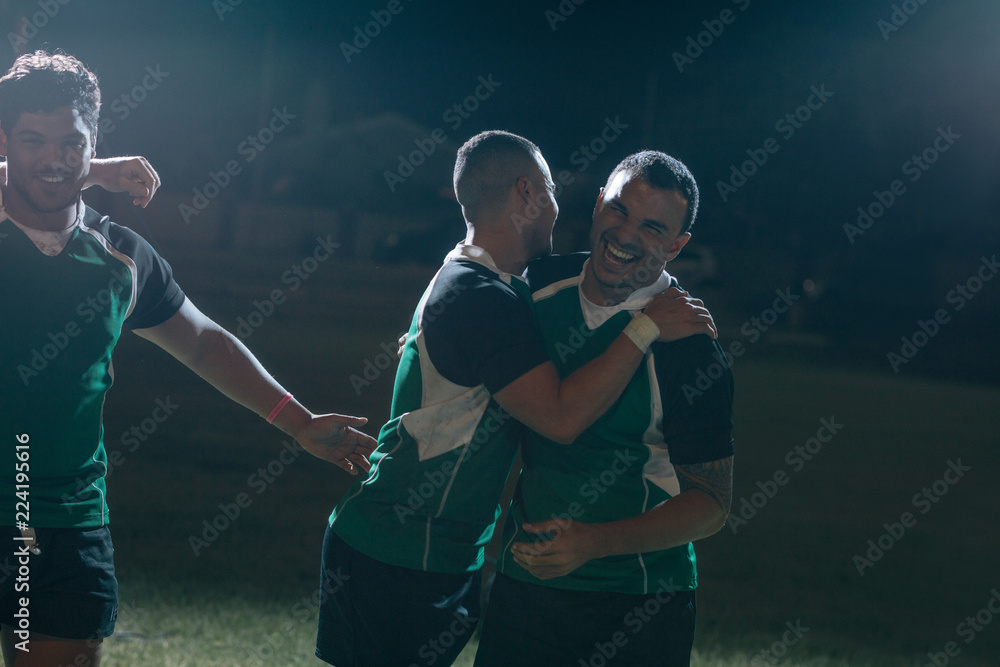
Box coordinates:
[542,419,583,445]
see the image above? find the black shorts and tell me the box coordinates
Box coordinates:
[0,525,118,640]
[316,524,480,667]
[474,574,697,667]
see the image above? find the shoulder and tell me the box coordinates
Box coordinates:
[525,252,589,293]
[81,209,160,261]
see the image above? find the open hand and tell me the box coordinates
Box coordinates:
[293,413,377,475]
[643,287,718,342]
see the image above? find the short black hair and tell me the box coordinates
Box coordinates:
[605,151,699,234]
[453,130,543,221]
[0,50,101,135]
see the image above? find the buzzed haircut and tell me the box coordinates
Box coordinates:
[605,151,700,234]
[453,131,542,222]
[0,50,101,135]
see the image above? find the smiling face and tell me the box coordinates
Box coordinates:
[583,171,691,305]
[0,105,95,227]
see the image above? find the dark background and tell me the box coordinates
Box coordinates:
[3,0,1000,664]
[6,0,998,383]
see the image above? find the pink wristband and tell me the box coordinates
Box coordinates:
[266,392,293,424]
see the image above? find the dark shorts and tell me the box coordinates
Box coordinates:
[316,524,481,667]
[474,574,697,667]
[0,525,118,640]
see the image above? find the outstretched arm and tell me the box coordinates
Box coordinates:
[493,287,717,445]
[510,456,733,579]
[133,298,377,474]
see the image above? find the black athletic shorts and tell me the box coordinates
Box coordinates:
[0,525,118,640]
[474,573,696,667]
[316,524,481,667]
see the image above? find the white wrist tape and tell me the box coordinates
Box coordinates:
[623,312,659,353]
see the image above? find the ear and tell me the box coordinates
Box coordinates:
[592,187,605,216]
[664,232,692,263]
[90,128,97,159]
[0,125,7,158]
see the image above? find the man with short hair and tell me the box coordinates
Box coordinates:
[474,151,735,667]
[0,50,376,666]
[316,133,717,667]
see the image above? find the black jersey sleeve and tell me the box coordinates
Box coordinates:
[422,263,550,394]
[653,334,735,465]
[90,215,186,330]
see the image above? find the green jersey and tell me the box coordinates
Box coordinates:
[331,244,550,573]
[0,210,185,528]
[499,253,735,594]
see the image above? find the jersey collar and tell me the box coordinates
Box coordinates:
[444,243,525,285]
[577,258,675,329]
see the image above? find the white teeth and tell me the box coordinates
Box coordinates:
[39,175,66,183]
[606,242,636,262]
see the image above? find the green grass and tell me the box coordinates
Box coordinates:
[86,254,1000,666]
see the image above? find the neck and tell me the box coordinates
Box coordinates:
[1,184,81,232]
[465,224,528,276]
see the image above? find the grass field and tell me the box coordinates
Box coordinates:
[87,250,1000,666]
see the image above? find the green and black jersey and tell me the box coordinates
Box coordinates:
[0,208,184,528]
[499,253,735,594]
[330,244,549,573]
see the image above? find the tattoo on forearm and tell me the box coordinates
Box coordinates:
[676,457,733,514]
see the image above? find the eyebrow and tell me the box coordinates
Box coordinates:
[607,196,671,232]
[15,128,87,140]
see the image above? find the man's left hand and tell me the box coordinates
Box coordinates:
[87,156,161,207]
[293,413,377,475]
[511,520,604,579]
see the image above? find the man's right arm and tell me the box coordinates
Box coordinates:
[493,288,715,444]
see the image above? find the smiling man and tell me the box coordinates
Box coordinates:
[0,51,375,666]
[475,151,735,667]
[316,133,718,667]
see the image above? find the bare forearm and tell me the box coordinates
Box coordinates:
[550,333,646,438]
[173,324,310,435]
[590,491,727,558]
